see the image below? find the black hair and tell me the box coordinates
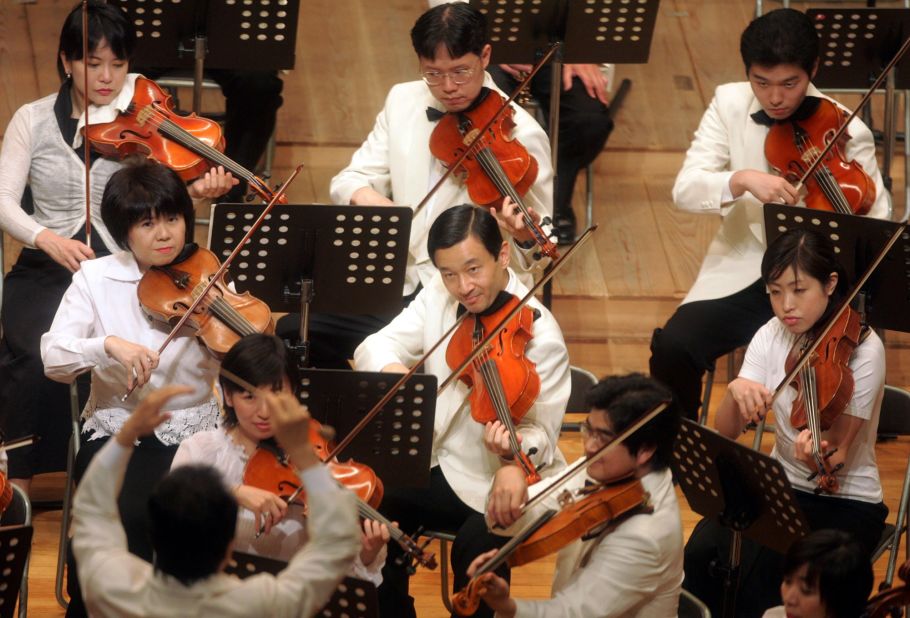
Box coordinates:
[57,0,136,82]
[782,529,872,618]
[100,159,195,251]
[148,465,237,586]
[428,204,503,265]
[219,334,296,429]
[740,8,819,75]
[411,2,488,61]
[761,229,848,338]
[585,373,680,471]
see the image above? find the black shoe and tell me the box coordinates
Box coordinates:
[553,214,577,245]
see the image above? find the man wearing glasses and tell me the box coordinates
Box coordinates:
[330,2,553,299]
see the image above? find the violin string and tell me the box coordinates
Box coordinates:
[794,130,852,214]
[136,105,258,183]
[191,285,258,337]
[472,325,523,453]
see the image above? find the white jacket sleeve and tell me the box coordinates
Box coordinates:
[330,94,394,205]
[353,288,430,371]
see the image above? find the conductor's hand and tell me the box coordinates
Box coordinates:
[491,196,540,245]
[727,377,773,425]
[487,464,528,528]
[104,336,160,390]
[35,229,95,273]
[465,550,517,617]
[265,392,319,470]
[729,170,800,205]
[116,385,191,447]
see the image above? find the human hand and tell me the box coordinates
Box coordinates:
[350,187,394,207]
[359,518,391,565]
[188,165,239,200]
[380,363,410,374]
[729,170,800,205]
[116,384,191,446]
[491,196,539,245]
[465,551,517,616]
[483,420,521,459]
[35,229,95,272]
[104,336,160,391]
[563,64,609,105]
[235,484,289,535]
[487,464,528,528]
[727,377,773,425]
[497,64,534,80]
[264,392,319,470]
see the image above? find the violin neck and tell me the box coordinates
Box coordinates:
[154,114,257,184]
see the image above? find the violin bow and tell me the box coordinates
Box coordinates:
[120,165,304,401]
[746,219,906,431]
[82,0,92,248]
[412,42,561,218]
[794,35,910,190]
[325,224,597,462]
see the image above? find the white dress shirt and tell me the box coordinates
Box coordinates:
[72,438,361,618]
[494,466,684,618]
[40,251,221,443]
[353,269,570,512]
[172,428,386,585]
[672,82,889,304]
[330,76,553,295]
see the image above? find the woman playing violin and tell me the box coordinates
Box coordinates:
[171,333,389,584]
[41,160,226,618]
[0,1,233,495]
[684,229,887,618]
[354,204,570,618]
[466,374,683,618]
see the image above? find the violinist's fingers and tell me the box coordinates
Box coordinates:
[467,550,499,577]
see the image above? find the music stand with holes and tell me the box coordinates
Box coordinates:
[225,551,378,618]
[208,204,413,368]
[110,0,299,112]
[764,203,910,334]
[0,526,32,618]
[298,369,436,491]
[672,420,810,618]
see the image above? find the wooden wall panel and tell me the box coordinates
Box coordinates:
[0,2,40,134]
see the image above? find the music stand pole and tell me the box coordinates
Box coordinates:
[192,34,206,115]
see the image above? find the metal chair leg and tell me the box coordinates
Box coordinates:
[55,383,81,610]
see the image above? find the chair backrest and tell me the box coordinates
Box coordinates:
[567,366,598,414]
[0,485,29,528]
[679,588,711,618]
[878,385,910,437]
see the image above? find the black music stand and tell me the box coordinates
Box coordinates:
[225,551,378,618]
[111,0,300,112]
[672,420,809,618]
[807,8,910,192]
[0,525,32,618]
[298,369,437,491]
[764,203,910,334]
[208,204,413,368]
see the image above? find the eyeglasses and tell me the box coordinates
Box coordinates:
[580,420,616,448]
[420,66,477,86]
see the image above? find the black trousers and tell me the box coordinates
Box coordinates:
[138,68,284,202]
[488,65,613,219]
[683,489,887,618]
[0,231,108,477]
[649,279,774,420]
[65,433,179,618]
[377,467,510,618]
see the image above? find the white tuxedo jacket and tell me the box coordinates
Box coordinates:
[673,82,889,304]
[353,270,569,512]
[331,76,554,295]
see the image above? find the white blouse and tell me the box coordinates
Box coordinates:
[172,427,385,585]
[40,251,221,444]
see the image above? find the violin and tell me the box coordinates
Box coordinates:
[445,293,542,485]
[764,97,875,215]
[85,76,286,204]
[242,419,438,571]
[785,307,862,494]
[866,559,910,618]
[429,88,559,260]
[450,402,669,616]
[0,435,39,515]
[137,244,275,357]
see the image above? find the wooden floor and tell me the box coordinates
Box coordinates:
[2,0,910,615]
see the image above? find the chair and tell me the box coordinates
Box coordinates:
[0,485,31,618]
[54,382,82,610]
[679,588,711,618]
[422,529,458,613]
[699,353,736,426]
[871,385,910,595]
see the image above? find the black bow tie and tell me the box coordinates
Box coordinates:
[426,107,445,122]
[750,95,822,127]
